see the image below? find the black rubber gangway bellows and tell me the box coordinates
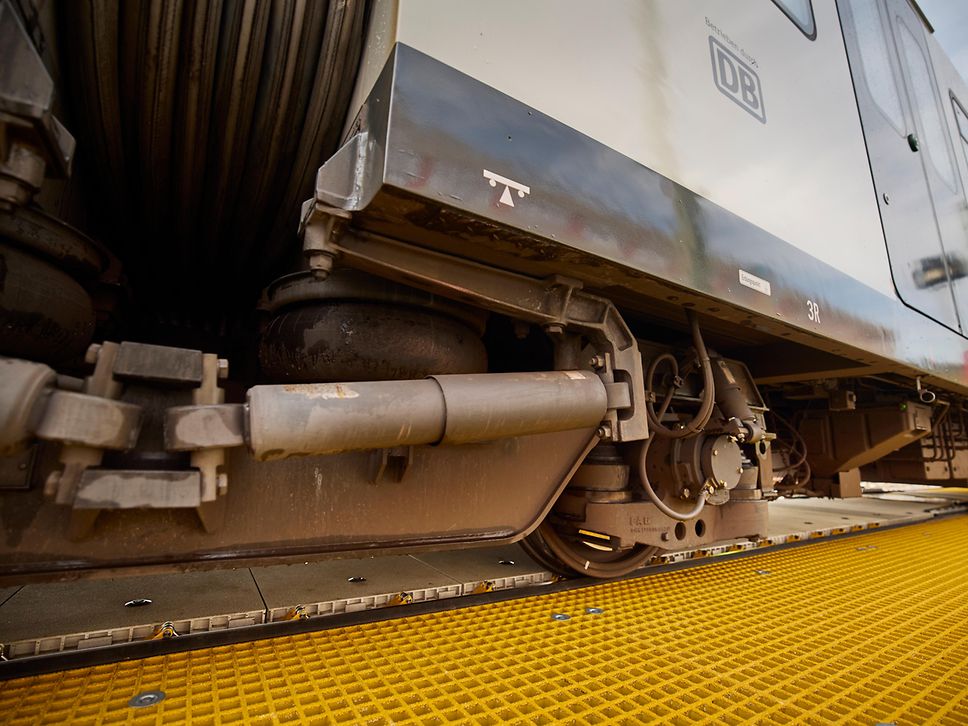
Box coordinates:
[58,0,368,312]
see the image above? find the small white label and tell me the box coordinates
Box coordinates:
[738,269,772,296]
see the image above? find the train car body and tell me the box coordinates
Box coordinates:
[0,0,966,580]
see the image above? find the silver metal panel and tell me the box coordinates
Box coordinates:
[0,569,264,645]
[252,555,460,621]
[351,0,893,298]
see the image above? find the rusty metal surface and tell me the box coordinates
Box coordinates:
[0,427,598,581]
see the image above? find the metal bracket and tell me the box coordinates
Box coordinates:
[373,446,414,484]
[298,223,649,442]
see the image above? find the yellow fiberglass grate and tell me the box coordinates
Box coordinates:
[2,516,967,725]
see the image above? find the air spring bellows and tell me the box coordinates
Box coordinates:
[246,371,608,460]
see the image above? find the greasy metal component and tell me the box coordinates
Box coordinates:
[0,0,73,208]
[0,357,54,455]
[164,404,245,452]
[73,470,201,510]
[58,0,367,311]
[710,353,764,443]
[299,222,646,442]
[580,500,768,550]
[4,517,967,722]
[247,371,607,460]
[0,428,598,579]
[32,390,142,450]
[0,244,95,363]
[259,302,487,383]
[800,402,933,477]
[112,343,203,387]
[646,434,744,506]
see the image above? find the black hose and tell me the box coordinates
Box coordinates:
[645,310,715,438]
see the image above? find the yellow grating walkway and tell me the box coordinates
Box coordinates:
[2,516,967,725]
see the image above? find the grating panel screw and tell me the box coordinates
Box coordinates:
[585,607,604,615]
[128,691,165,708]
[551,613,571,621]
[755,569,771,575]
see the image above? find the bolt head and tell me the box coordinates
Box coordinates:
[216,359,229,380]
[681,487,691,499]
[84,343,102,365]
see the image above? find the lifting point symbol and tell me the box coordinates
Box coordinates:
[483,169,530,207]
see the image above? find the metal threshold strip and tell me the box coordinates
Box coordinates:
[1,512,967,724]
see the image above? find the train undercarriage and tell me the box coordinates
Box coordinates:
[1,1,966,583]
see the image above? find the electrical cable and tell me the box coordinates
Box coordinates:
[645,310,715,438]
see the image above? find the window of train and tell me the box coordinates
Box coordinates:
[770,0,816,38]
[897,19,958,191]
[954,94,968,168]
[851,0,905,134]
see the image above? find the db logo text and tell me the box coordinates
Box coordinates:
[709,36,766,124]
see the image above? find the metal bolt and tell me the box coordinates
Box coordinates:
[84,343,102,365]
[216,358,229,380]
[681,488,691,499]
[596,424,612,439]
[713,449,718,456]
[347,576,366,583]
[128,691,165,708]
[43,471,61,498]
[585,607,604,615]
[589,354,606,370]
[737,467,743,474]
[882,193,890,205]
[661,532,670,542]
[124,599,152,608]
[755,569,771,576]
[551,613,571,621]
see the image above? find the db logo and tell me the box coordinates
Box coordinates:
[709,36,766,124]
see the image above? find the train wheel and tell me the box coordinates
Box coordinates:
[522,522,659,578]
